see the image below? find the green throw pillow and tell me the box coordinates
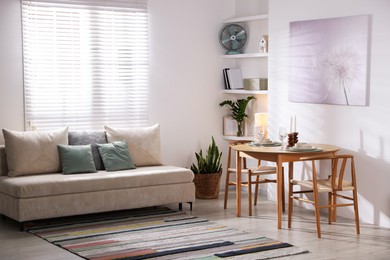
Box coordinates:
[58,144,97,174]
[97,141,136,171]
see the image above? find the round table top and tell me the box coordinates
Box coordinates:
[232,143,340,155]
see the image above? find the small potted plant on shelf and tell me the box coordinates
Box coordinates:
[191,137,222,199]
[219,96,256,136]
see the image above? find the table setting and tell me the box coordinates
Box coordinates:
[231,113,340,227]
[249,114,323,153]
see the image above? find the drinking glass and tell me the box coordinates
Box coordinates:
[254,125,265,146]
[279,127,287,150]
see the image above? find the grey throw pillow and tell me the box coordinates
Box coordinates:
[97,141,136,171]
[58,144,97,174]
[68,131,107,170]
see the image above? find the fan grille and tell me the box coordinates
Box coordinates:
[219,24,247,54]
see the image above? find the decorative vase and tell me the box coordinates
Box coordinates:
[193,171,222,199]
[236,121,244,137]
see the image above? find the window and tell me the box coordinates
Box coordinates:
[21,0,149,130]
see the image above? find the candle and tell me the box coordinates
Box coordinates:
[293,115,297,132]
[290,114,296,133]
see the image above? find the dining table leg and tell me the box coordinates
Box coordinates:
[277,157,283,229]
[236,150,241,217]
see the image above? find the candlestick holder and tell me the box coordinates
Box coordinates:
[287,132,298,147]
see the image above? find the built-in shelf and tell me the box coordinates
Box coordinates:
[220,11,269,140]
[221,89,268,95]
[222,52,268,59]
[222,14,268,24]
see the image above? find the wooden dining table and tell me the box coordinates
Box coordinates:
[231,143,340,229]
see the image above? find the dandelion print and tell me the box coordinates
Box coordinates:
[321,48,360,105]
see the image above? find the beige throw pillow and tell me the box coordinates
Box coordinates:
[2,127,68,176]
[104,124,162,167]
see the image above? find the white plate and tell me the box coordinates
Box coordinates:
[262,142,281,147]
[248,141,281,147]
[289,146,317,152]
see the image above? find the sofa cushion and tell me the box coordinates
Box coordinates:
[0,166,194,198]
[104,124,162,167]
[2,128,68,177]
[68,131,107,170]
[97,141,136,171]
[58,144,97,174]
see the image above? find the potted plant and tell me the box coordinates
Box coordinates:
[219,96,256,136]
[191,137,222,199]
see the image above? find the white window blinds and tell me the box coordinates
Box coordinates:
[21,0,149,131]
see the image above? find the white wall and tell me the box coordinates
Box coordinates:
[148,0,268,180]
[148,0,229,168]
[0,0,24,144]
[268,0,390,228]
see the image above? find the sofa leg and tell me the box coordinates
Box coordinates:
[19,222,26,232]
[178,202,193,211]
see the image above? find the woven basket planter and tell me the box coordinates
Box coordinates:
[193,171,222,199]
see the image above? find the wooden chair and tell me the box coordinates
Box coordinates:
[223,140,284,216]
[288,154,360,238]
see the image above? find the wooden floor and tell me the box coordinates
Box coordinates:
[0,193,389,260]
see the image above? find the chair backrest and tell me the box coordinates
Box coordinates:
[227,139,259,169]
[330,154,356,191]
[300,154,356,191]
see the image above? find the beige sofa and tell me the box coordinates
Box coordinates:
[0,125,195,224]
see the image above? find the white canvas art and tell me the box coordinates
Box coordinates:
[289,15,371,106]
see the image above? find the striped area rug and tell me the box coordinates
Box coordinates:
[27,207,308,260]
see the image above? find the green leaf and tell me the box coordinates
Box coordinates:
[219,96,255,122]
[191,136,222,174]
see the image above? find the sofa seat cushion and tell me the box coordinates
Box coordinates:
[0,166,194,199]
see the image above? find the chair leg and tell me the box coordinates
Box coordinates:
[223,172,230,209]
[281,168,285,213]
[288,169,293,228]
[312,161,321,238]
[332,194,337,222]
[353,188,360,235]
[254,175,260,206]
[328,192,332,225]
[313,190,321,238]
[248,173,253,216]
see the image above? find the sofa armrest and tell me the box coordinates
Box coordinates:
[0,145,8,176]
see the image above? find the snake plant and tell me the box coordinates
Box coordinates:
[191,137,222,174]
